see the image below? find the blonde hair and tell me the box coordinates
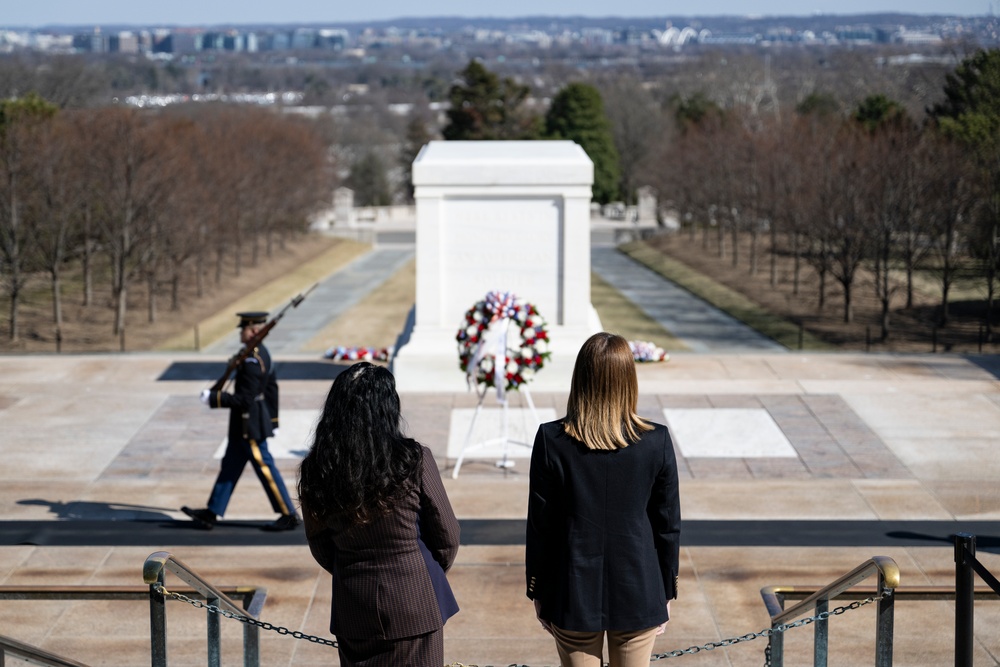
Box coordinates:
[563,332,652,450]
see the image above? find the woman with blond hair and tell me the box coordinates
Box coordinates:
[526,332,680,667]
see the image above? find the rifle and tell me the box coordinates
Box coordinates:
[210,283,318,393]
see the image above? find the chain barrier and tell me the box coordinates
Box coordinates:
[155,583,890,667]
[650,590,892,666]
[153,583,338,648]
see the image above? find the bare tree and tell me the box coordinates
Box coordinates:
[83,107,171,336]
[26,112,88,338]
[0,93,57,340]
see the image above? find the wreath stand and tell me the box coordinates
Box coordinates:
[451,386,538,479]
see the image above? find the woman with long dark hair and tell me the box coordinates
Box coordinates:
[526,332,681,667]
[299,362,460,667]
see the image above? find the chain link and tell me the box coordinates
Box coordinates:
[155,583,891,666]
[650,590,892,665]
[154,584,338,647]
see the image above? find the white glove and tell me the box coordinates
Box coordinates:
[272,428,280,437]
[200,389,211,404]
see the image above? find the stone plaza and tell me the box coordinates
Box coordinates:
[2,141,1000,665]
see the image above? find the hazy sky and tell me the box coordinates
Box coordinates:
[3,0,992,28]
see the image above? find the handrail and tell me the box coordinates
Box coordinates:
[762,555,899,625]
[0,633,91,667]
[761,556,898,667]
[0,583,266,667]
[142,551,266,617]
[143,551,267,667]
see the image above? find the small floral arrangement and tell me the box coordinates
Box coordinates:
[456,290,550,392]
[629,340,669,363]
[324,345,393,363]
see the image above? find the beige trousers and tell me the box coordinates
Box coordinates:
[550,624,660,667]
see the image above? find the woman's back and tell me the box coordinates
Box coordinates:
[527,420,679,632]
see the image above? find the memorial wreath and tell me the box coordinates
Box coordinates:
[456,290,550,393]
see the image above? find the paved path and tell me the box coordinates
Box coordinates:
[4,228,1000,666]
[203,245,414,356]
[223,225,786,356]
[590,245,786,352]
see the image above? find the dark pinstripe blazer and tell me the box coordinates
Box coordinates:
[304,445,461,640]
[526,420,680,632]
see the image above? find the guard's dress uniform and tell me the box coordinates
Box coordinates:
[204,340,296,520]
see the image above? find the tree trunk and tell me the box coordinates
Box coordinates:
[792,233,802,296]
[215,247,224,285]
[51,269,62,330]
[147,271,157,324]
[769,225,778,287]
[730,214,739,267]
[843,281,853,324]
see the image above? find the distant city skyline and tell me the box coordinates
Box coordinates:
[3,0,993,28]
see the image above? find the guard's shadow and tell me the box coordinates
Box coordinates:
[18,498,175,522]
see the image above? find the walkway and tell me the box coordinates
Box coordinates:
[590,245,785,352]
[2,226,1000,666]
[203,244,414,356]
[217,225,786,357]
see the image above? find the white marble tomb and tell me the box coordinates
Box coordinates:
[392,140,602,393]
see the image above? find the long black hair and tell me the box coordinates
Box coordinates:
[298,362,422,526]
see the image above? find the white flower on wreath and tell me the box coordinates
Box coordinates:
[506,360,518,374]
[522,368,535,380]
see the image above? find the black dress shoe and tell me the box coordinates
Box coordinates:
[181,506,217,530]
[261,514,301,532]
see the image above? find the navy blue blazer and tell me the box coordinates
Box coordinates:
[526,419,680,632]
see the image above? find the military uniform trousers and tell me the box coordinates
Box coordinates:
[207,436,295,517]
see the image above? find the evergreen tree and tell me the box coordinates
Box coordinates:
[545,82,620,204]
[853,94,909,133]
[442,60,540,141]
[347,151,392,207]
[795,91,841,118]
[400,116,432,203]
[672,91,725,133]
[928,48,1000,335]
[929,48,1000,150]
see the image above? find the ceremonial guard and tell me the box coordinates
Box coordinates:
[182,311,301,532]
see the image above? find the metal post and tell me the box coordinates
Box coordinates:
[770,626,784,667]
[244,624,260,667]
[798,322,804,350]
[955,533,976,667]
[207,595,221,667]
[875,571,895,667]
[149,574,167,667]
[770,593,785,667]
[814,598,828,667]
[866,326,871,352]
[932,325,938,353]
[242,595,260,667]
